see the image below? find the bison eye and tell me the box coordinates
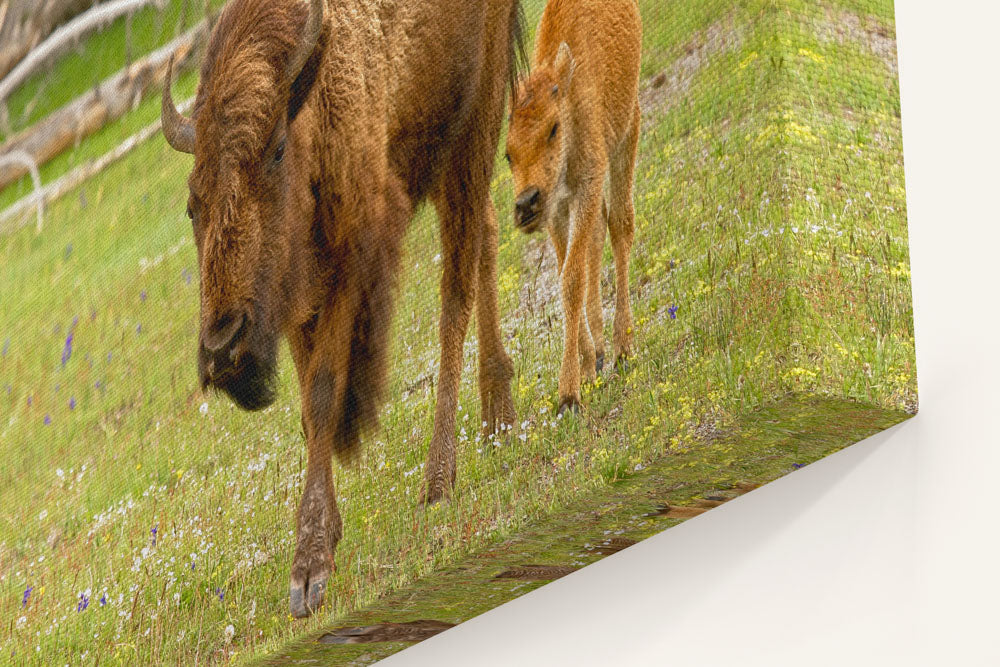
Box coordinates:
[549,123,559,141]
[274,139,286,164]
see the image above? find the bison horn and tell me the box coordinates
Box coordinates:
[285,0,325,82]
[161,56,195,154]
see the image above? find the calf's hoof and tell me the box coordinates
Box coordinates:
[289,557,332,619]
[557,395,582,417]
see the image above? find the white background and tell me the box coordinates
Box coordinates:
[384,2,1000,665]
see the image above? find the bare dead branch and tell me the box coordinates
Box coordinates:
[0,0,168,104]
[0,20,207,190]
[0,97,193,236]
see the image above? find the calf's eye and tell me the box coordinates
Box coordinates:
[549,123,559,141]
[274,139,286,164]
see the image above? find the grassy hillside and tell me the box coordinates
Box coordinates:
[0,0,913,663]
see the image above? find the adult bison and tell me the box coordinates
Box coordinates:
[161,0,523,618]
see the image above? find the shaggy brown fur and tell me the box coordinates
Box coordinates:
[162,0,524,618]
[506,0,641,413]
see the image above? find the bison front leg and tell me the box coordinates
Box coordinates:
[422,190,485,505]
[476,201,516,437]
[290,443,342,619]
[289,361,345,619]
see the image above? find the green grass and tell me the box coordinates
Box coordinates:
[0,0,913,663]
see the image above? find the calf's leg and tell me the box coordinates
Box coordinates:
[608,104,640,365]
[587,202,608,372]
[558,189,603,414]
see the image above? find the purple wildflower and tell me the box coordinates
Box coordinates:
[100,594,107,606]
[191,561,196,571]
[90,309,98,321]
[64,244,73,259]
[22,585,32,607]
[106,352,112,363]
[77,593,89,612]
[44,414,51,426]
[151,524,158,547]
[61,332,74,366]
[136,324,142,334]
[69,397,76,410]
[95,380,103,390]
[2,337,8,357]
[792,463,806,469]
[26,396,32,407]
[182,268,192,285]
[140,290,147,302]
[669,259,676,270]
[216,587,224,601]
[668,305,679,320]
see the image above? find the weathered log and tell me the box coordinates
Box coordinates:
[0,0,97,81]
[0,20,206,191]
[0,149,43,232]
[0,0,169,105]
[0,96,193,235]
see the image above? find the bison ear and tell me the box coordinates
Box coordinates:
[287,30,327,123]
[553,42,575,90]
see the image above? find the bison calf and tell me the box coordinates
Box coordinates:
[506,0,642,413]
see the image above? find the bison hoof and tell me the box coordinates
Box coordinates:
[419,482,450,508]
[557,396,582,417]
[289,566,330,619]
[595,352,605,373]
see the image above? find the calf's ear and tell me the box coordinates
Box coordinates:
[554,42,576,91]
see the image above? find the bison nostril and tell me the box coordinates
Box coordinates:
[203,310,247,354]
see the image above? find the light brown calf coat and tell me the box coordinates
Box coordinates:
[506,0,642,412]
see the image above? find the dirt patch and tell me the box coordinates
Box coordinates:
[640,16,743,128]
[813,6,897,74]
[587,537,638,556]
[646,481,759,518]
[494,564,579,581]
[517,237,562,323]
[317,620,455,645]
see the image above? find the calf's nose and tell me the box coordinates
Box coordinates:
[515,187,541,224]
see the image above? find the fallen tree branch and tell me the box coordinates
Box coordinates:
[0,149,43,232]
[0,19,207,191]
[0,97,193,236]
[0,0,168,104]
[0,0,97,81]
